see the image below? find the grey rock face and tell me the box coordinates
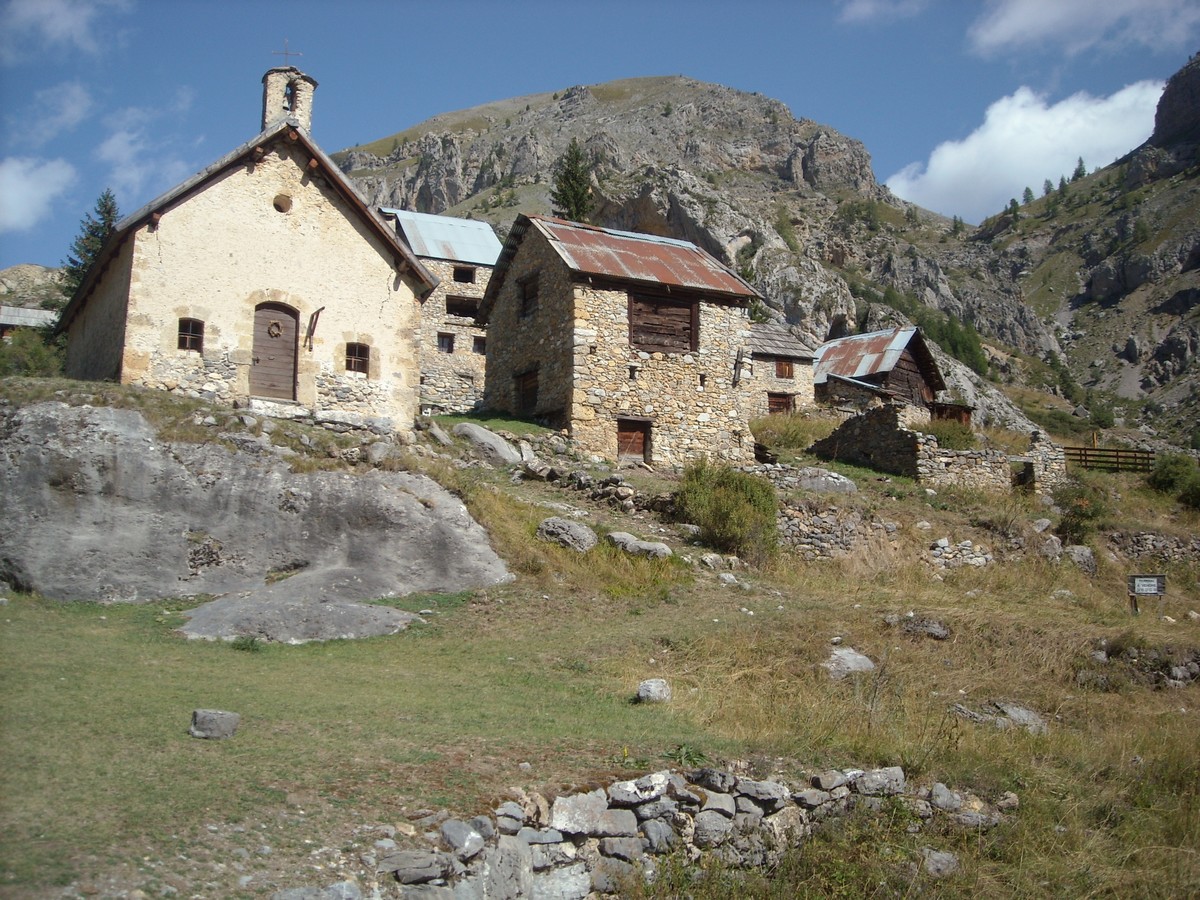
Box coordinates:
[535,518,597,553]
[451,422,522,465]
[377,849,453,883]
[608,771,670,806]
[920,848,960,878]
[441,819,485,860]
[189,709,240,740]
[794,466,858,494]
[692,809,734,848]
[854,767,906,796]
[0,403,510,642]
[1063,544,1097,576]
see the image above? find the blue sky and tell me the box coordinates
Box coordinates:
[1,0,1197,271]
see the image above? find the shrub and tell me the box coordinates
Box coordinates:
[1147,453,1199,494]
[674,461,777,565]
[1178,473,1200,511]
[919,419,978,450]
[1053,474,1111,544]
[0,327,63,377]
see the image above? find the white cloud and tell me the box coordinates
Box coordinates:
[969,0,1200,56]
[0,0,130,64]
[837,0,929,24]
[96,106,195,205]
[886,81,1163,223]
[0,156,76,232]
[15,81,91,147]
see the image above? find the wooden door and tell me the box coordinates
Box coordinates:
[250,303,298,400]
[617,419,650,461]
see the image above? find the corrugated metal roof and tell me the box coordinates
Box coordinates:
[813,326,923,384]
[383,209,502,265]
[747,322,815,359]
[0,305,58,328]
[531,215,758,298]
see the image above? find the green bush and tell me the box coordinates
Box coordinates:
[919,419,978,450]
[1178,474,1200,510]
[1053,475,1111,544]
[0,327,63,377]
[674,461,778,565]
[1147,453,1199,494]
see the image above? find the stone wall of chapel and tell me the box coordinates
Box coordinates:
[481,236,576,420]
[570,284,755,465]
[64,236,135,381]
[104,144,420,427]
[744,354,816,418]
[416,258,489,414]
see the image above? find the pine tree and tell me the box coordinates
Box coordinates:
[1007,198,1020,221]
[550,138,593,223]
[61,188,120,301]
[1072,157,1087,181]
[1043,178,1054,197]
[1022,186,1035,205]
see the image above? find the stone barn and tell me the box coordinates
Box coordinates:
[813,326,946,411]
[58,67,436,430]
[744,322,816,416]
[383,209,501,414]
[477,214,761,465]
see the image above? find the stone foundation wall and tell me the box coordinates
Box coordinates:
[915,434,1012,491]
[811,405,921,477]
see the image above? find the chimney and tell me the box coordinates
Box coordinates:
[262,66,318,132]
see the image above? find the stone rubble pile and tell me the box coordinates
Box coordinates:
[336,764,1005,899]
[927,537,993,569]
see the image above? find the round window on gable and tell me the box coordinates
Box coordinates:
[273,194,293,214]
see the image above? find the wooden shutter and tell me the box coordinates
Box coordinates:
[629,294,697,353]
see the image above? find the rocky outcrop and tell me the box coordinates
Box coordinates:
[0,264,64,309]
[0,402,510,641]
[1150,53,1200,149]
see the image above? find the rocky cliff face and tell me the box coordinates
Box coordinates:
[0,264,64,310]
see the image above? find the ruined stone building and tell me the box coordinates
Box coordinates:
[478,214,762,465]
[382,209,501,414]
[58,67,436,430]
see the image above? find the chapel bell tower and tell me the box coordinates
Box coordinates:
[262,66,318,132]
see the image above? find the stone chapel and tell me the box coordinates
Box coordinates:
[59,67,437,430]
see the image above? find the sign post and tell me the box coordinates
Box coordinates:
[1126,573,1166,617]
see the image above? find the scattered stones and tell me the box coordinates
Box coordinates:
[188,709,240,740]
[920,848,960,878]
[636,678,672,704]
[884,612,950,640]
[952,700,1047,735]
[535,517,598,553]
[606,532,673,559]
[822,647,876,680]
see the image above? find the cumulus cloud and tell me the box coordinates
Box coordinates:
[969,0,1200,56]
[0,156,76,232]
[96,106,195,204]
[886,81,1162,223]
[0,0,129,64]
[837,0,929,24]
[13,81,91,147]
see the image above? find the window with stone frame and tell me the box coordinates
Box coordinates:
[775,358,794,379]
[628,293,698,354]
[514,368,538,415]
[472,336,486,355]
[767,392,795,414]
[453,266,476,284]
[178,318,204,352]
[346,342,370,374]
[445,295,479,318]
[518,273,539,318]
[437,333,455,354]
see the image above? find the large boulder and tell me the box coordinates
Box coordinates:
[0,403,510,641]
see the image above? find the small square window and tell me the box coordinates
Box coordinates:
[472,336,486,354]
[437,333,455,354]
[446,295,479,318]
[178,318,204,352]
[775,359,794,379]
[346,342,370,374]
[453,266,476,284]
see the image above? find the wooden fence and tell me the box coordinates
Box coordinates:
[1063,446,1155,472]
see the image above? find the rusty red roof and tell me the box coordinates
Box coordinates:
[530,215,756,297]
[814,326,945,392]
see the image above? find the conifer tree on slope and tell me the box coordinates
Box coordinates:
[61,188,120,302]
[550,139,593,223]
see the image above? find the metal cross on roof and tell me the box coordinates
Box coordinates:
[272,38,303,65]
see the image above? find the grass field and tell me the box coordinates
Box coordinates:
[1,385,1198,897]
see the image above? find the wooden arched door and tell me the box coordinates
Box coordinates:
[250,302,298,400]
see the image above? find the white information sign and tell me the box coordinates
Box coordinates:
[1128,574,1165,595]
